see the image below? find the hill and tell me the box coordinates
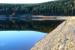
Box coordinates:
[32,0,75,16]
[0,0,74,16]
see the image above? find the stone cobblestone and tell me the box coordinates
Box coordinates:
[31,17,75,50]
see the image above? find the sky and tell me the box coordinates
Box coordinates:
[0,0,54,4]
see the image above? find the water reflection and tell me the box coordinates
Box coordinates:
[0,31,47,50]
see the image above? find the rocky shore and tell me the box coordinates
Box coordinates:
[31,17,75,50]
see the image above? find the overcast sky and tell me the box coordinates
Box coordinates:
[0,0,54,4]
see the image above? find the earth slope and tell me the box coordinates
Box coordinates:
[31,17,75,50]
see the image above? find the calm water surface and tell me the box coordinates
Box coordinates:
[0,31,47,50]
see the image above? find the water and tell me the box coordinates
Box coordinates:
[0,31,47,50]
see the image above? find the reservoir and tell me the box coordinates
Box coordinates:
[0,31,47,50]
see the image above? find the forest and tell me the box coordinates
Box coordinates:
[0,0,74,32]
[0,0,74,16]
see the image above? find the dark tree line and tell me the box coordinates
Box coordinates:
[32,0,75,16]
[0,0,74,32]
[0,0,75,16]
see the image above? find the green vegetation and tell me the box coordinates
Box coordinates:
[0,0,74,16]
[0,0,74,32]
[32,0,75,16]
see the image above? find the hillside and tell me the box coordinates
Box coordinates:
[0,0,74,16]
[32,0,75,16]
